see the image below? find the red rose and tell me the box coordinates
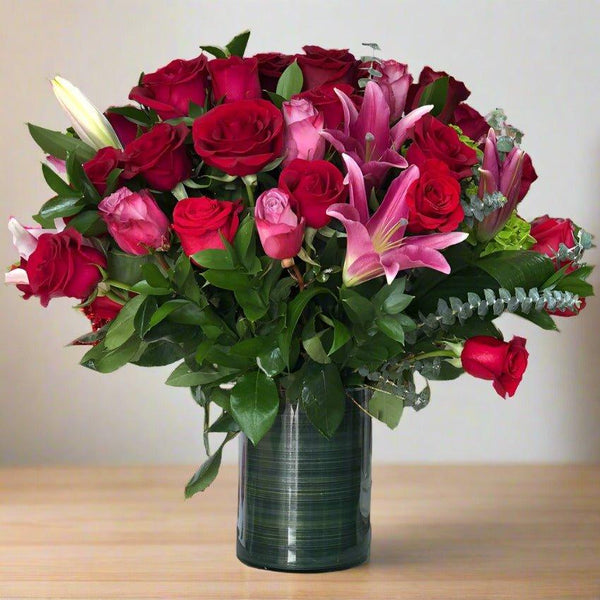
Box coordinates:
[453,103,489,143]
[82,296,123,332]
[297,46,359,90]
[192,99,284,177]
[279,159,347,228]
[406,66,470,124]
[530,215,575,264]
[172,196,242,259]
[254,52,295,92]
[406,159,463,233]
[407,114,478,180]
[519,153,538,201]
[105,110,141,146]
[83,147,123,196]
[293,83,359,129]
[461,336,529,398]
[129,55,208,119]
[122,122,191,191]
[208,56,261,103]
[24,229,106,307]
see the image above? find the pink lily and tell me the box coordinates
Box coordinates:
[476,128,526,241]
[321,80,431,190]
[326,155,468,287]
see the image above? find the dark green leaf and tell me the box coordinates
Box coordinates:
[207,412,240,433]
[276,60,303,100]
[476,250,555,290]
[191,248,236,270]
[104,294,146,350]
[517,309,558,331]
[265,91,286,109]
[66,210,107,236]
[375,315,405,344]
[27,123,95,162]
[107,251,154,285]
[203,269,251,290]
[230,371,280,445]
[131,340,184,366]
[142,263,170,288]
[166,362,238,387]
[256,346,286,377]
[199,45,228,59]
[369,389,403,429]
[37,195,85,220]
[130,281,172,296]
[80,336,140,373]
[340,287,375,324]
[235,288,268,322]
[133,296,158,336]
[41,163,73,196]
[417,76,449,117]
[225,29,251,57]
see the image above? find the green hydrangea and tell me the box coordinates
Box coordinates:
[480,211,535,257]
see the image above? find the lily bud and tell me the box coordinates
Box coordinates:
[51,76,122,150]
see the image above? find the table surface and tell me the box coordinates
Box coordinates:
[0,465,598,600]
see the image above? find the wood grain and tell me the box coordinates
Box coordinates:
[0,465,598,599]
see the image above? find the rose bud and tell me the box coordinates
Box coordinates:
[255,188,305,260]
[172,196,242,260]
[254,52,295,92]
[406,159,463,233]
[99,187,170,255]
[293,83,360,129]
[82,295,123,332]
[192,99,284,177]
[208,56,262,103]
[406,66,470,124]
[297,46,359,90]
[360,59,412,122]
[461,336,529,398]
[279,159,347,228]
[129,55,208,119]
[282,98,326,165]
[6,218,105,307]
[121,122,191,191]
[83,147,123,196]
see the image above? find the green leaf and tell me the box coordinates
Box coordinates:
[234,288,268,322]
[417,76,449,117]
[476,250,555,290]
[191,248,236,270]
[199,45,228,59]
[340,288,375,324]
[369,389,403,429]
[80,336,140,373]
[207,412,240,433]
[279,286,333,367]
[106,105,156,127]
[41,163,73,196]
[133,296,158,336]
[104,294,147,350]
[297,361,346,439]
[27,123,95,162]
[276,60,303,100]
[131,340,184,366]
[130,281,172,296]
[142,263,170,288]
[225,29,251,57]
[256,346,286,377]
[517,309,558,331]
[107,251,154,285]
[230,371,280,445]
[327,317,351,355]
[147,299,189,329]
[233,215,255,268]
[375,315,405,344]
[37,195,85,221]
[166,362,238,387]
[184,432,237,498]
[265,91,286,109]
[202,269,251,290]
[66,210,107,236]
[66,151,101,204]
[302,333,331,364]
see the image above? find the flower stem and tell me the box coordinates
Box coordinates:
[289,263,305,291]
[411,350,457,361]
[242,175,257,207]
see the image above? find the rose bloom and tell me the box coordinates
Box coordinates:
[293,83,359,130]
[406,66,470,124]
[407,159,463,233]
[99,188,170,255]
[461,335,529,398]
[172,196,242,260]
[359,59,412,122]
[279,159,347,228]
[296,45,358,90]
[519,153,538,201]
[255,188,305,260]
[83,146,123,196]
[407,114,478,180]
[208,56,261,103]
[192,99,284,176]
[105,109,141,146]
[129,55,208,119]
[82,295,123,332]
[453,103,489,144]
[122,122,191,191]
[22,229,106,307]
[282,98,326,165]
[254,52,295,92]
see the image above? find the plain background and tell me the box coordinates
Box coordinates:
[1,0,599,466]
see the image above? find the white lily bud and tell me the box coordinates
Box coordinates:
[51,76,123,151]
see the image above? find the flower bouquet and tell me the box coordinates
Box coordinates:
[6,30,594,572]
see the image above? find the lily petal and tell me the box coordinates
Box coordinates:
[5,267,29,286]
[390,105,433,149]
[403,230,468,250]
[341,154,369,224]
[8,218,39,260]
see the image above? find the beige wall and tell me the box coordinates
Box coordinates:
[1,0,599,466]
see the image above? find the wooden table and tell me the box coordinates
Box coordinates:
[1,465,598,599]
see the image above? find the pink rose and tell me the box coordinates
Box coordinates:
[255,188,305,260]
[208,56,261,103]
[282,98,325,165]
[99,188,170,255]
[361,59,412,121]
